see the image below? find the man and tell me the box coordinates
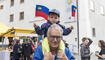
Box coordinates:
[33,24,75,60]
[80,37,93,60]
[22,39,33,60]
[13,39,22,60]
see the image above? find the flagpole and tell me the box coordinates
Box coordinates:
[76,0,80,57]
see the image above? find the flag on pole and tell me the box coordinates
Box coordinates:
[72,5,77,17]
[35,5,49,20]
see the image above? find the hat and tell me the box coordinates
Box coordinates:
[49,9,60,17]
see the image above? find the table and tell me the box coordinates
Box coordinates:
[0,50,10,60]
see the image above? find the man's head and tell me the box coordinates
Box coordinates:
[48,9,60,24]
[47,24,63,50]
[15,39,20,44]
[82,37,88,46]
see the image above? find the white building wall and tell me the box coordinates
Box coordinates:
[89,0,105,52]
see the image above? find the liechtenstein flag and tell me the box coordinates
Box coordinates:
[72,5,77,17]
[35,5,49,20]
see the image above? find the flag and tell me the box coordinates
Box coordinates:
[35,5,49,20]
[72,5,77,17]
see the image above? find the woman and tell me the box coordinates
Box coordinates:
[95,40,105,60]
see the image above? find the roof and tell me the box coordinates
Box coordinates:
[0,21,37,37]
[0,27,37,37]
[0,21,10,35]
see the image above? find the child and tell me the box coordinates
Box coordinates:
[34,9,73,37]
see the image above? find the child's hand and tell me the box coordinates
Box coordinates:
[33,23,38,28]
[44,50,53,60]
[69,26,74,30]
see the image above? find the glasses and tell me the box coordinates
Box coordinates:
[48,35,62,40]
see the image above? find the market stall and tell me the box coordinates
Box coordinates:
[0,25,38,60]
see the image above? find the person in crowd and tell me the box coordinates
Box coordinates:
[29,40,36,60]
[95,40,105,60]
[33,24,75,60]
[30,40,35,52]
[80,37,93,60]
[22,39,33,60]
[34,9,73,37]
[13,39,22,60]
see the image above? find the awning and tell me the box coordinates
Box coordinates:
[0,21,10,35]
[0,27,37,37]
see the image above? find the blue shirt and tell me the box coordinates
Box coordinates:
[33,45,75,60]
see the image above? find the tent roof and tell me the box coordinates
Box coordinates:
[0,27,36,37]
[0,21,10,35]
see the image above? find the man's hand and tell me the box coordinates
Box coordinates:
[57,50,68,60]
[44,52,53,60]
[69,25,74,30]
[33,23,38,28]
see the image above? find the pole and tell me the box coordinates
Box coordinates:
[76,0,80,56]
[2,37,4,49]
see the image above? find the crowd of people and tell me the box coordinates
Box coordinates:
[12,39,35,60]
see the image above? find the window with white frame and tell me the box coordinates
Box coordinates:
[10,0,14,7]
[90,0,95,12]
[20,0,24,3]
[19,12,24,20]
[10,14,14,22]
[0,5,3,10]
[92,28,96,37]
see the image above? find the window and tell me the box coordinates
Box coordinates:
[20,0,24,3]
[100,6,105,15]
[92,28,96,37]
[10,0,14,7]
[19,12,24,20]
[0,5,3,10]
[90,0,95,12]
[10,14,14,22]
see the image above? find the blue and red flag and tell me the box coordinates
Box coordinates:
[72,5,77,17]
[35,5,49,20]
